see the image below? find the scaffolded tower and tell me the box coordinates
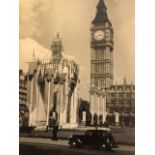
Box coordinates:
[27,34,80,129]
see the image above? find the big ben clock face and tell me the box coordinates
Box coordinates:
[94,30,105,41]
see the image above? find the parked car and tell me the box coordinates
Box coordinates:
[69,128,118,151]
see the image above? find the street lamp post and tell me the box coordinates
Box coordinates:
[46,80,51,132]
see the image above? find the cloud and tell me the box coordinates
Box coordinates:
[19,0,134,99]
[20,0,51,38]
[19,37,51,72]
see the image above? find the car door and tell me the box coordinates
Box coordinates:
[94,130,102,145]
[89,130,100,146]
[83,130,93,145]
[98,131,106,144]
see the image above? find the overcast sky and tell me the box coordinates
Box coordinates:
[20,0,134,100]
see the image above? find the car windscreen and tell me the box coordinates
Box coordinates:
[85,130,93,136]
[93,130,112,137]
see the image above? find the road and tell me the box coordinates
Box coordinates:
[19,138,134,155]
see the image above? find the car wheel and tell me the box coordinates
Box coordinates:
[99,143,112,151]
[99,143,106,151]
[70,140,79,148]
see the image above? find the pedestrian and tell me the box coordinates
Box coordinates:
[52,124,59,140]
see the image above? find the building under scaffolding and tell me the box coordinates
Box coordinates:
[26,34,80,129]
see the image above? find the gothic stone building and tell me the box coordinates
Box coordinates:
[89,0,113,125]
[106,79,135,127]
[26,34,80,129]
[89,0,135,127]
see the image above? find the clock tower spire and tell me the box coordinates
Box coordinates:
[90,0,114,90]
[92,0,111,25]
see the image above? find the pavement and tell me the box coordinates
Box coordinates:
[19,137,135,152]
[20,127,135,145]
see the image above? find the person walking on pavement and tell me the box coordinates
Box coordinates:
[52,124,59,140]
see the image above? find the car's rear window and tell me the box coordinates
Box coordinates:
[97,131,106,137]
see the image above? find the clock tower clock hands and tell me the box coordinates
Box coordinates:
[94,30,105,41]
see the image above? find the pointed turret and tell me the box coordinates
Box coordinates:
[32,48,36,61]
[92,0,111,25]
[97,0,107,9]
[123,77,127,85]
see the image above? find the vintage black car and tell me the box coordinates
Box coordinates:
[69,128,118,151]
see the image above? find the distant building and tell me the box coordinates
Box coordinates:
[107,80,135,114]
[19,70,29,126]
[19,70,27,104]
[106,79,135,127]
[26,34,80,129]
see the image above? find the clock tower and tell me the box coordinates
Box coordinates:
[90,0,114,90]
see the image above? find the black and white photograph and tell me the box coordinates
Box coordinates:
[19,0,135,155]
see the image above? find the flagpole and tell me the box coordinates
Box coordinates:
[29,78,33,127]
[46,81,51,131]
